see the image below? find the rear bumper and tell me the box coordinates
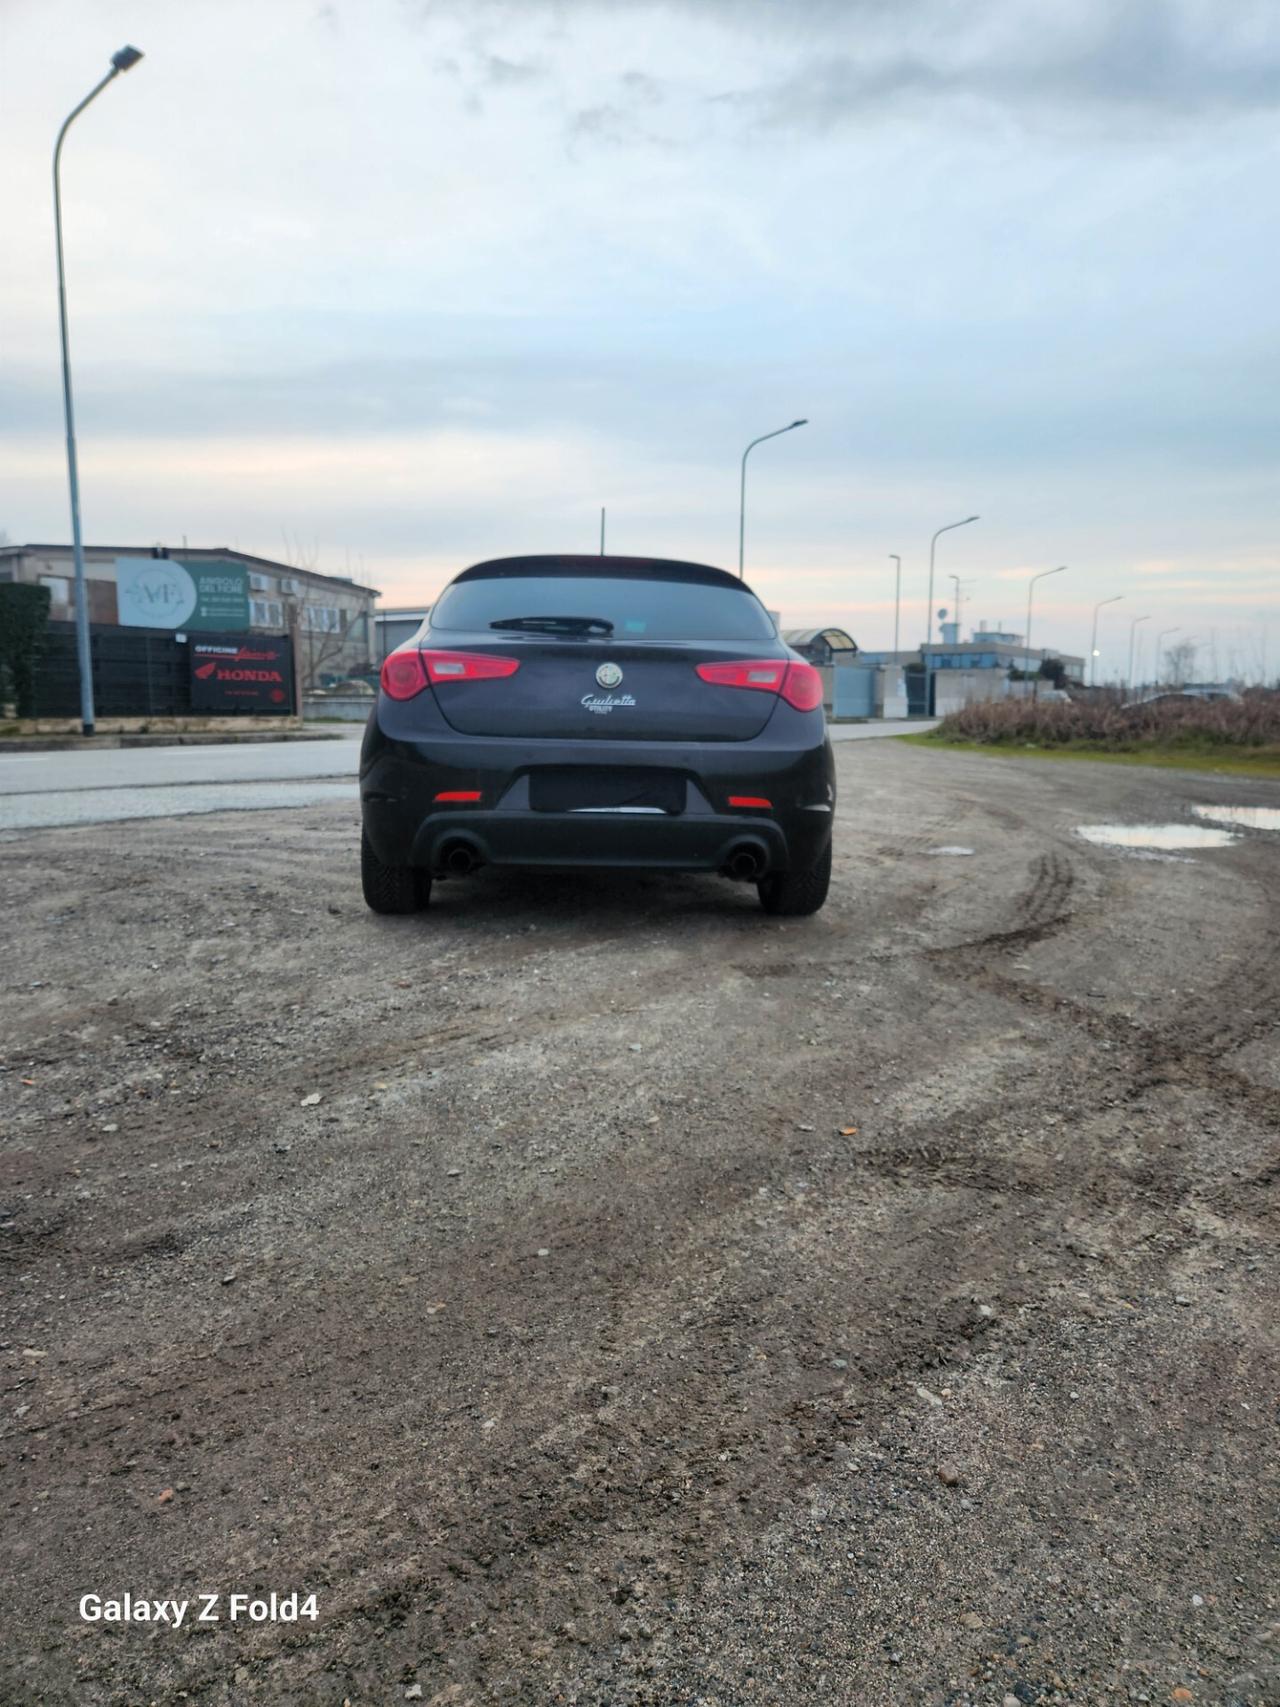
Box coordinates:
[360,719,834,875]
[407,805,799,873]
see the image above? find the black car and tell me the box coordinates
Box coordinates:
[359,554,835,917]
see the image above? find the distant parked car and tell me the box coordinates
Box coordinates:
[359,554,835,917]
[1123,686,1242,711]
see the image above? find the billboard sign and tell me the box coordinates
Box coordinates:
[116,557,250,632]
[190,636,293,713]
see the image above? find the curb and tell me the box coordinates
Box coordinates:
[0,730,345,753]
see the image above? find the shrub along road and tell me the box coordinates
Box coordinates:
[1,740,1277,1706]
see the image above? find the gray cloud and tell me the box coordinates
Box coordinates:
[723,6,1280,136]
[483,53,547,87]
[402,0,1280,141]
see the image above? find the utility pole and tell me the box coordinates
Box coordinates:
[949,574,974,641]
[738,419,806,578]
[1025,565,1066,700]
[1127,614,1150,693]
[1089,594,1123,687]
[54,44,146,736]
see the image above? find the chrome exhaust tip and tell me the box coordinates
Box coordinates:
[439,839,482,876]
[724,841,768,881]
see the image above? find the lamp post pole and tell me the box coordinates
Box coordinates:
[1025,564,1066,698]
[1090,594,1123,687]
[949,574,974,641]
[738,419,806,579]
[921,515,983,710]
[54,45,145,737]
[890,554,901,654]
[925,515,978,648]
[1127,614,1149,692]
[1155,627,1180,687]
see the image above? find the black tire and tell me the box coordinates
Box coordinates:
[757,838,832,917]
[361,830,429,915]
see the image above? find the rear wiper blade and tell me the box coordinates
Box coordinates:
[489,614,614,635]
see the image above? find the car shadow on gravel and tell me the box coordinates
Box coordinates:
[405,865,772,927]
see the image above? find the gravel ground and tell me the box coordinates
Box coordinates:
[1,739,1277,1707]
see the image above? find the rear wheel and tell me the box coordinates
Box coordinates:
[757,839,831,917]
[361,831,430,915]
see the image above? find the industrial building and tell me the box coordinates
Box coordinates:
[0,544,379,690]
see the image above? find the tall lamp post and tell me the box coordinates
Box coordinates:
[925,515,978,647]
[1127,613,1150,692]
[949,574,975,641]
[54,45,145,738]
[1090,594,1123,687]
[1025,564,1066,697]
[890,554,901,654]
[928,512,976,713]
[738,419,806,578]
[1155,626,1180,687]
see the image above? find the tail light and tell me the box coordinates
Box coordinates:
[696,659,824,713]
[380,650,429,700]
[778,662,824,712]
[380,648,520,700]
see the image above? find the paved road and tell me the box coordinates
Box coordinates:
[829,716,937,740]
[0,732,363,832]
[0,730,363,793]
[0,722,928,830]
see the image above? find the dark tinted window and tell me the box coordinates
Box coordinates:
[430,574,776,642]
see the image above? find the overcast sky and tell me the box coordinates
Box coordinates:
[3,0,1277,676]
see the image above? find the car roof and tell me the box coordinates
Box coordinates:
[454,554,747,590]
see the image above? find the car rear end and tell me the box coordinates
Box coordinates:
[359,555,835,911]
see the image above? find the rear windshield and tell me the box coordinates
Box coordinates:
[430,574,776,642]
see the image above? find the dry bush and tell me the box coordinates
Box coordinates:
[935,689,1280,750]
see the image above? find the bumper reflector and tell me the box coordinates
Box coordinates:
[728,795,772,809]
[434,790,482,802]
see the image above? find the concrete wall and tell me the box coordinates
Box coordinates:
[875,664,909,719]
[931,671,1056,714]
[932,670,1008,715]
[303,694,374,723]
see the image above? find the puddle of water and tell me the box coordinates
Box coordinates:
[926,845,975,857]
[1192,804,1280,831]
[1075,823,1238,851]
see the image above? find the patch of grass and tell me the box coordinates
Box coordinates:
[898,731,1280,779]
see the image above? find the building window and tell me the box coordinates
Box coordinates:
[279,576,302,597]
[39,575,72,616]
[301,604,342,633]
[249,572,272,593]
[251,597,284,628]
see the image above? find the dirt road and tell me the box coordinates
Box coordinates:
[2,740,1277,1706]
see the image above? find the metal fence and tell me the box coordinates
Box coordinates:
[831,665,878,719]
[28,623,293,719]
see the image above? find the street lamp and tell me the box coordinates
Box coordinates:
[54,44,145,737]
[1025,565,1066,696]
[1127,614,1150,693]
[1090,594,1123,687]
[918,517,977,718]
[949,574,975,641]
[738,419,806,579]
[1155,627,1180,686]
[890,554,901,654]
[925,516,978,647]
